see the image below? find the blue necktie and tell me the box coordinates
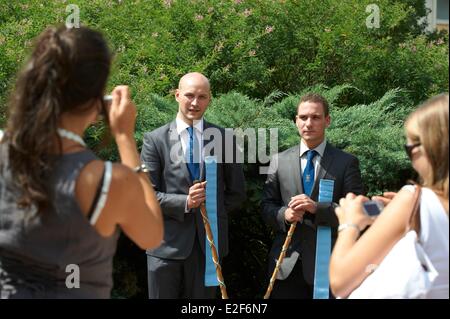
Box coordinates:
[302,150,317,196]
[186,126,200,181]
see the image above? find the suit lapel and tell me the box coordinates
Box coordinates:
[201,120,210,181]
[311,144,334,200]
[168,120,192,185]
[288,145,303,195]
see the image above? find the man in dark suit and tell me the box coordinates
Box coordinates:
[141,72,246,298]
[261,93,365,298]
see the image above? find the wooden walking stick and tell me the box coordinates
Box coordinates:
[194,180,228,299]
[263,221,297,299]
[199,203,228,299]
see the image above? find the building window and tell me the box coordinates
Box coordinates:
[425,0,449,31]
[436,0,449,21]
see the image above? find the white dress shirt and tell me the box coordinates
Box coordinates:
[176,117,204,213]
[299,139,327,180]
[176,117,204,165]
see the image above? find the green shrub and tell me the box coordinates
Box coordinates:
[327,88,414,194]
[1,0,447,122]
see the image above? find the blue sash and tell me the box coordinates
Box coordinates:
[204,156,219,286]
[313,179,334,299]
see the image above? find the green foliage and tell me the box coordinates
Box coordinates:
[135,93,177,143]
[327,88,414,194]
[0,0,448,120]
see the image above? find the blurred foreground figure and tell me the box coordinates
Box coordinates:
[330,94,449,299]
[0,25,163,299]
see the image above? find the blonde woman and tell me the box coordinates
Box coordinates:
[329,94,449,299]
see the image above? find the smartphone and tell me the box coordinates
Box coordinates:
[363,200,384,216]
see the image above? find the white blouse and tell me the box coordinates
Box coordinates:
[404,185,449,299]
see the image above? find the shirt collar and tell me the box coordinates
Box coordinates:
[176,117,204,135]
[299,139,327,158]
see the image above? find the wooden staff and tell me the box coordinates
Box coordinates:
[193,180,228,299]
[199,202,229,299]
[263,221,297,299]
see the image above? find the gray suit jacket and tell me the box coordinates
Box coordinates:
[141,120,246,260]
[261,143,364,285]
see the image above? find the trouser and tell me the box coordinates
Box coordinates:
[270,258,313,299]
[147,236,217,299]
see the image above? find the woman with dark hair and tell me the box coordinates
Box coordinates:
[329,94,449,299]
[0,25,163,298]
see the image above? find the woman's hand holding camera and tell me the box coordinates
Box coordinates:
[371,192,397,207]
[335,193,374,233]
[106,86,137,140]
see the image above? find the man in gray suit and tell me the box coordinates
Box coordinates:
[261,93,364,298]
[141,72,246,298]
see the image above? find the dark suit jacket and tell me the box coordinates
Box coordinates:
[261,143,364,285]
[141,120,246,260]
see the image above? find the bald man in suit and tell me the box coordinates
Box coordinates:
[141,72,246,298]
